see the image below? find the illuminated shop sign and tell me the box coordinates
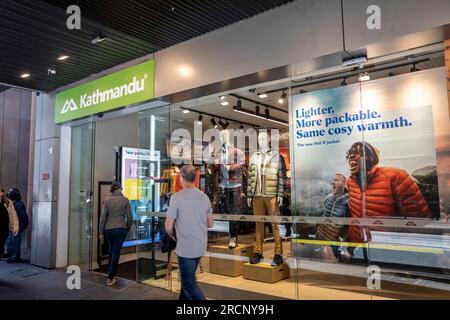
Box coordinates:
[55,60,155,124]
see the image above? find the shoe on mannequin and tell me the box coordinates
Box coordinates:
[228,236,237,249]
[272,254,283,266]
[250,252,263,264]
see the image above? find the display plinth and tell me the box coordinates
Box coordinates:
[208,244,254,277]
[243,262,290,283]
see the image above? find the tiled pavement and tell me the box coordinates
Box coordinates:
[0,261,177,300]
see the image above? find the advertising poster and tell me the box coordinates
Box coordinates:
[289,68,450,250]
[121,147,160,205]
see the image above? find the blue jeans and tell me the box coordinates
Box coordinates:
[105,228,128,280]
[0,229,9,256]
[7,230,24,260]
[177,256,205,300]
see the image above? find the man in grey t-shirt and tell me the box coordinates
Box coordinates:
[165,165,214,300]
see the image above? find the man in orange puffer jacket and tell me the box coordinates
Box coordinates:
[346,142,432,243]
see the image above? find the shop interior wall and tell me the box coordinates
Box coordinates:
[91,113,138,267]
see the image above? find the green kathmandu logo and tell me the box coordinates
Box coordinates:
[60,74,147,115]
[61,99,78,114]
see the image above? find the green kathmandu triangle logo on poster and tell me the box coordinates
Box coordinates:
[55,60,155,124]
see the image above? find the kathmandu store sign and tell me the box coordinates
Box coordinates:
[55,60,155,124]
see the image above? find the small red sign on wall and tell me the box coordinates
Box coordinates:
[42,173,50,181]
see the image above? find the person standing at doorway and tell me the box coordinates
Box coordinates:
[165,165,214,300]
[5,188,28,263]
[0,187,18,258]
[99,182,133,286]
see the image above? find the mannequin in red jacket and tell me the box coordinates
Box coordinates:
[346,141,432,243]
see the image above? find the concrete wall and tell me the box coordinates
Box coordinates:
[0,87,33,257]
[343,0,450,50]
[154,0,450,98]
[31,93,60,268]
[0,88,32,202]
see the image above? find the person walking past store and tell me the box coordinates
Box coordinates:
[165,165,214,300]
[99,182,133,286]
[0,187,18,258]
[5,188,28,263]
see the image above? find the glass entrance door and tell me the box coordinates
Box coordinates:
[136,104,172,289]
[68,123,95,269]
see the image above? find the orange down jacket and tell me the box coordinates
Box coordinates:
[347,165,432,243]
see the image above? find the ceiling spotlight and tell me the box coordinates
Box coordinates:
[239,123,244,129]
[410,64,420,72]
[198,114,203,122]
[91,33,108,44]
[20,73,30,79]
[221,101,229,106]
[358,73,371,82]
[258,93,268,99]
[183,109,190,114]
[340,78,348,86]
[220,95,226,100]
[265,108,270,119]
[47,68,56,75]
[255,105,260,114]
[278,91,287,104]
[57,55,70,61]
[210,118,218,128]
[223,120,230,129]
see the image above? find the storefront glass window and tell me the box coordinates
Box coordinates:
[136,105,172,289]
[289,73,373,299]
[131,51,449,300]
[68,122,95,268]
[289,62,450,300]
[358,67,450,299]
[161,96,295,299]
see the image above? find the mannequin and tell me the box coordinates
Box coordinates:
[247,132,286,266]
[247,133,283,208]
[217,130,245,249]
[130,161,138,178]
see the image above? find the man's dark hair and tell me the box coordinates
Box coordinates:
[180,165,197,183]
[110,181,122,193]
[7,188,21,201]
